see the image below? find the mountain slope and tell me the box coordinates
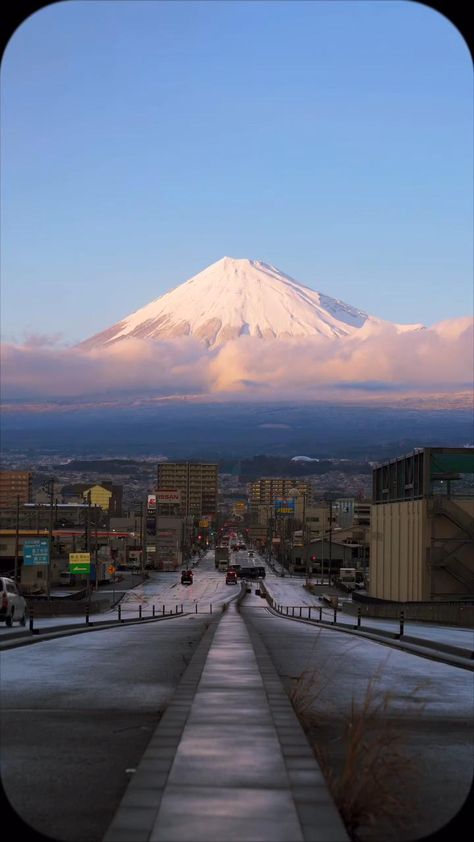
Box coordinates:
[79,257,424,349]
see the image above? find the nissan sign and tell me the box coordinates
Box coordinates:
[156,489,181,503]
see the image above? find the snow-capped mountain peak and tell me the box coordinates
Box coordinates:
[79,257,423,349]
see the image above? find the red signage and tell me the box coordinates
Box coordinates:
[156,489,181,503]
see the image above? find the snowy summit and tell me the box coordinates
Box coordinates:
[80,257,423,349]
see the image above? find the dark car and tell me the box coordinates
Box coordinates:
[181,570,193,585]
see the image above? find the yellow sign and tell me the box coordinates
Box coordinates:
[69,552,91,574]
[108,565,115,574]
[199,519,209,528]
[69,553,91,563]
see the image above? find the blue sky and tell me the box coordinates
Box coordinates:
[1,0,472,344]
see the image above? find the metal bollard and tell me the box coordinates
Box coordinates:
[286,606,288,615]
[195,603,198,613]
[399,610,404,637]
[181,604,183,614]
[85,606,90,625]
[152,604,155,617]
[29,606,34,633]
[319,606,322,622]
[175,605,178,614]
[139,605,142,619]
[292,607,295,617]
[118,604,121,622]
[333,607,337,624]
[357,607,361,628]
[163,605,165,615]
[299,606,302,618]
[210,603,213,614]
[308,607,311,620]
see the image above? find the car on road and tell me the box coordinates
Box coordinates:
[0,577,28,626]
[225,570,238,585]
[181,570,193,585]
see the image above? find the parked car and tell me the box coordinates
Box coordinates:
[0,577,28,626]
[225,570,238,585]
[181,570,193,585]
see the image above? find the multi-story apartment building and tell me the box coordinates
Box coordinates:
[371,447,474,602]
[0,471,33,510]
[156,462,218,519]
[249,478,312,512]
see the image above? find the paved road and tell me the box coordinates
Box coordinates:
[0,552,237,638]
[1,613,219,842]
[240,589,474,842]
[263,563,474,652]
[2,552,472,842]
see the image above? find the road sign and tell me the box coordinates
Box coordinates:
[108,565,115,574]
[23,539,50,566]
[69,552,91,574]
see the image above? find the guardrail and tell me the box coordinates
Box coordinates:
[264,600,474,667]
[3,602,221,646]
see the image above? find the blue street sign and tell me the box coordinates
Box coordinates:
[23,539,50,566]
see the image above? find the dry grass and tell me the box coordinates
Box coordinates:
[289,658,427,840]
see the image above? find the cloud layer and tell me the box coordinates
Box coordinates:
[1,317,472,407]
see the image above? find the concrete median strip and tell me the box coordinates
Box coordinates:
[104,601,348,842]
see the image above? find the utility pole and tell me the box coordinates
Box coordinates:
[86,492,92,605]
[14,495,20,583]
[47,478,55,598]
[94,505,99,588]
[139,500,145,576]
[329,498,333,586]
[321,506,325,585]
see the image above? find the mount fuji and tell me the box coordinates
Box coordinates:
[79,257,424,350]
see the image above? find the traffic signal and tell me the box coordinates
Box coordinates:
[310,555,317,562]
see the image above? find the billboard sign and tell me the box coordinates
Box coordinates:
[199,519,209,528]
[274,497,295,515]
[23,539,50,566]
[147,494,156,510]
[156,489,181,504]
[69,552,91,574]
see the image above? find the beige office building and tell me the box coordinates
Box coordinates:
[0,471,33,510]
[370,447,474,602]
[156,462,218,519]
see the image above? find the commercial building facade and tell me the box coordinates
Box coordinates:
[370,447,474,602]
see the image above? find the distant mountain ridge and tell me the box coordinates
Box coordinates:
[79,256,424,349]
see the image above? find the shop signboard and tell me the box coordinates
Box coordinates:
[69,552,91,574]
[274,497,295,515]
